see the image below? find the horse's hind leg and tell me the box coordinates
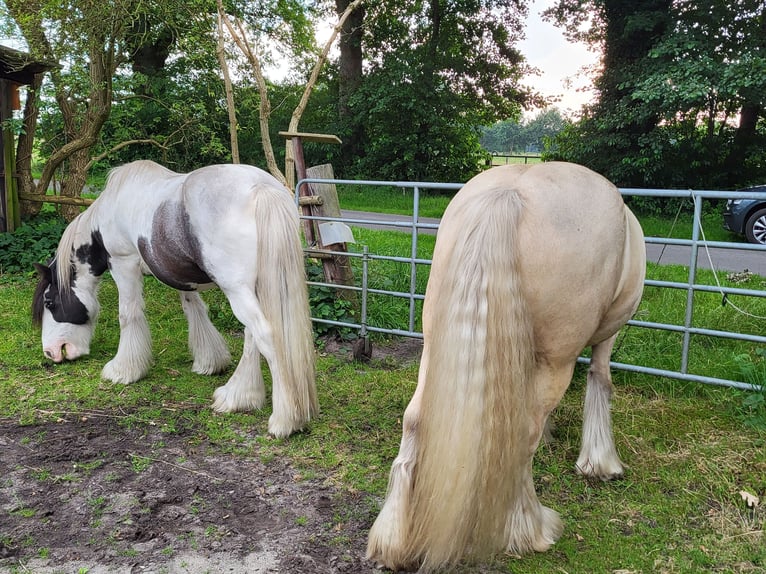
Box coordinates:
[179,291,231,375]
[576,333,624,480]
[212,327,265,412]
[215,287,301,436]
[506,363,571,555]
[367,370,425,571]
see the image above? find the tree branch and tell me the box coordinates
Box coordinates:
[86,139,166,170]
[217,0,285,185]
[216,9,240,163]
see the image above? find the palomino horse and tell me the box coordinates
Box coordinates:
[32,160,317,438]
[367,162,646,571]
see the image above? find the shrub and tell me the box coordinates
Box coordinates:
[0,213,68,276]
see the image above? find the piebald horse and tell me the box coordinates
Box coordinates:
[367,162,646,571]
[32,160,317,438]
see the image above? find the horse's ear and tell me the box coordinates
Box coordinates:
[33,262,51,281]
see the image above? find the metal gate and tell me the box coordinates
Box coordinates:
[297,178,766,392]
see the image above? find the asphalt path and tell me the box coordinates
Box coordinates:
[339,209,766,276]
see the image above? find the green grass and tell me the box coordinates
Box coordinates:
[639,209,739,243]
[1,217,765,572]
[490,154,544,166]
[336,183,454,218]
[335,181,742,245]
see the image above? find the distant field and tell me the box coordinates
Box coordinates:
[490,153,543,166]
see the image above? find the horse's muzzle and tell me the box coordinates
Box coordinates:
[44,342,84,363]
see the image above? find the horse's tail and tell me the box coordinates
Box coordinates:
[370,186,536,571]
[252,184,318,438]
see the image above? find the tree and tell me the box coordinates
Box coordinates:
[216,0,362,186]
[631,0,766,186]
[546,0,766,190]
[544,0,673,187]
[480,108,567,154]
[342,0,534,182]
[6,0,132,219]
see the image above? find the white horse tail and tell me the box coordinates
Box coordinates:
[370,186,535,571]
[253,184,318,437]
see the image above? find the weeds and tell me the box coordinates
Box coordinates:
[0,211,67,276]
[733,351,766,429]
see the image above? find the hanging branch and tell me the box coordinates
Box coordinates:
[216,0,285,184]
[216,7,240,164]
[288,0,363,133]
[216,0,363,190]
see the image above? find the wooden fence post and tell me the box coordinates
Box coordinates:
[306,163,358,308]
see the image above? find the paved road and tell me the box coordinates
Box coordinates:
[646,243,766,275]
[339,209,766,276]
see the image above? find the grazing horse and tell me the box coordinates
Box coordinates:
[367,162,646,571]
[32,160,317,438]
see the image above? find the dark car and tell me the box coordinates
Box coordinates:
[723,185,766,245]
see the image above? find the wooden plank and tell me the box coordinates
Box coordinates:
[278,131,342,145]
[306,163,358,309]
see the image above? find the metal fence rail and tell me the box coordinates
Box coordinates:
[297,178,766,391]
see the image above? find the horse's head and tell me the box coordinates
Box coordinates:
[32,245,104,363]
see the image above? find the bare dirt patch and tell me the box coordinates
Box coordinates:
[0,415,379,573]
[0,338,428,574]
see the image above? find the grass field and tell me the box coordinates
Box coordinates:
[2,167,764,572]
[1,221,765,571]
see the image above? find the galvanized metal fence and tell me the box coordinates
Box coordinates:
[297,178,766,392]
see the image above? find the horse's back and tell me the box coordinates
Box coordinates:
[183,164,285,198]
[440,162,644,359]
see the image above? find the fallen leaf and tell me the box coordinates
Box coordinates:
[739,490,760,508]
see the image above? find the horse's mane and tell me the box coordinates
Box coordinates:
[55,160,179,290]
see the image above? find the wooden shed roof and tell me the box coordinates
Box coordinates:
[0,45,56,84]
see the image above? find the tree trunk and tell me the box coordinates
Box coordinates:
[59,148,91,220]
[8,1,117,221]
[17,73,44,218]
[722,4,765,186]
[336,0,365,171]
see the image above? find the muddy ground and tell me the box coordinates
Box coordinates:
[0,414,383,574]
[0,341,429,574]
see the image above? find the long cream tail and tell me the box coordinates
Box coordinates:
[369,186,535,571]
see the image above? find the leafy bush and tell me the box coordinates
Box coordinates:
[306,261,356,339]
[733,351,766,430]
[0,213,67,276]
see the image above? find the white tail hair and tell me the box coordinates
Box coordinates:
[368,186,536,570]
[252,184,318,435]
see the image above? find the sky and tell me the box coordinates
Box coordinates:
[519,0,599,117]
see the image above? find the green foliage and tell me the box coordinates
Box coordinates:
[733,351,766,429]
[347,68,492,182]
[306,261,356,339]
[481,108,568,154]
[339,0,529,182]
[0,212,67,276]
[546,0,766,190]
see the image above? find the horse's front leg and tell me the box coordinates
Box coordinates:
[576,333,624,480]
[212,327,265,413]
[179,291,231,375]
[101,257,153,384]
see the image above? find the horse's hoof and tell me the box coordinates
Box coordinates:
[101,361,143,384]
[575,457,624,481]
[267,415,306,438]
[212,384,265,413]
[192,361,230,376]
